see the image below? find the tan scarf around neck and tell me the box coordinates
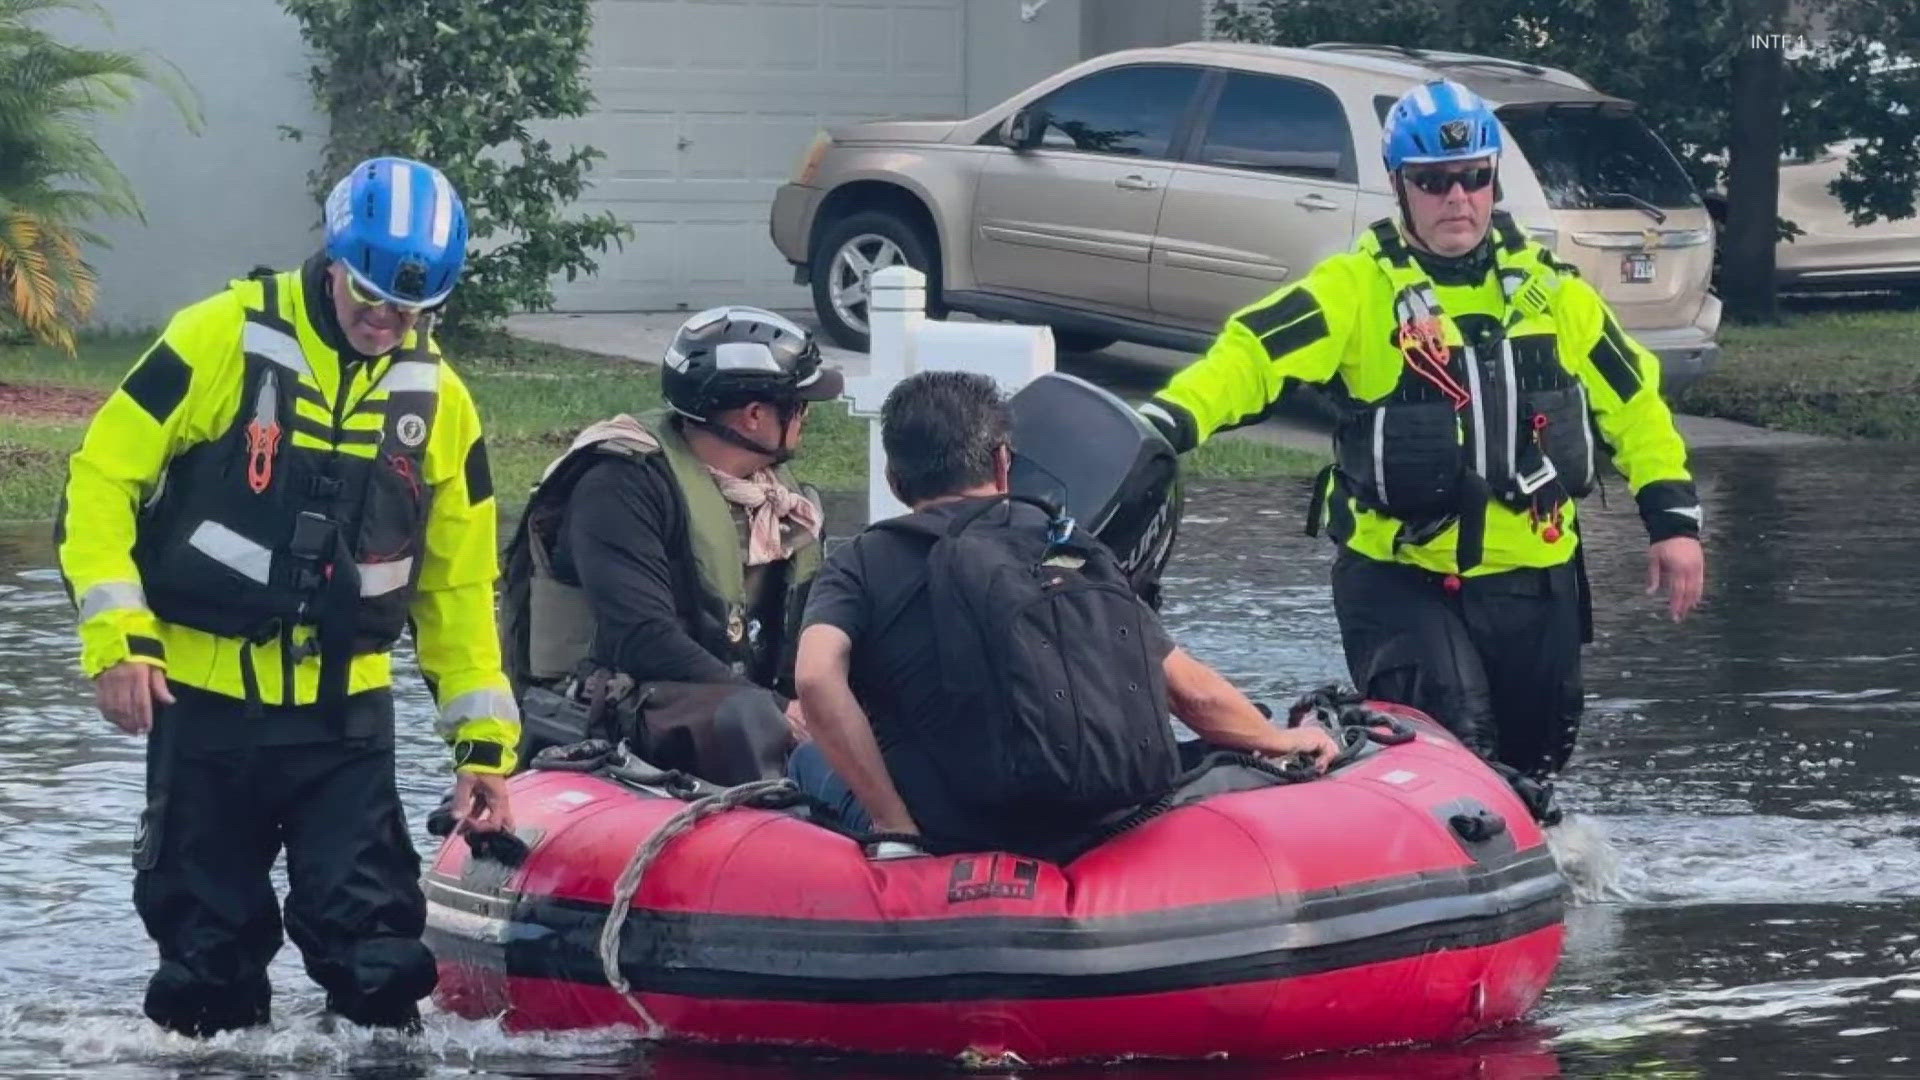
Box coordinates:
[705,465,823,565]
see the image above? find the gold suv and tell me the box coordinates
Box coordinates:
[770,41,1720,391]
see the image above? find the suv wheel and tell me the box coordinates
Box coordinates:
[810,210,943,351]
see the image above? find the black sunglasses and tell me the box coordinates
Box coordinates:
[1404,165,1497,195]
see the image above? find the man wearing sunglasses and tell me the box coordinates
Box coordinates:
[57,157,518,1036]
[1137,79,1706,824]
[500,306,843,787]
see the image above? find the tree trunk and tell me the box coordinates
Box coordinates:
[1720,0,1789,323]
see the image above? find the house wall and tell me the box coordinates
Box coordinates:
[53,1,324,330]
[55,0,1210,326]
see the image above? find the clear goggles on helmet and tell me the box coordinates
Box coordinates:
[342,265,435,314]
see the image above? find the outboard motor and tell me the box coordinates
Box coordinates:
[1008,372,1184,609]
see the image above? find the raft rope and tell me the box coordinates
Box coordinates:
[1284,682,1420,767]
[571,683,1418,1038]
[1290,682,1564,823]
[595,776,805,1040]
[1087,685,1419,845]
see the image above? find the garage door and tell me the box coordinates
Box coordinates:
[546,0,967,312]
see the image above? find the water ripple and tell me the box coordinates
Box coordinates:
[2,446,1919,1077]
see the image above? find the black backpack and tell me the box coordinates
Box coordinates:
[872,495,1181,822]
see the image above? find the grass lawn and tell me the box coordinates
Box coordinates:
[0,330,1325,523]
[10,294,1911,525]
[0,332,151,524]
[1676,297,1920,440]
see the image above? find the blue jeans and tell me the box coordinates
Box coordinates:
[787,741,873,833]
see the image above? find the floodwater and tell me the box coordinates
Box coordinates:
[2,441,1918,1078]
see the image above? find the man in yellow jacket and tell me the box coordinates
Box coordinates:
[1137,81,1706,823]
[56,158,518,1036]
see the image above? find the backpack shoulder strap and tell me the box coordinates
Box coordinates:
[952,493,1065,535]
[868,493,1063,541]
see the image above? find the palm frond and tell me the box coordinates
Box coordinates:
[0,209,88,353]
[44,221,94,319]
[0,0,107,22]
[3,250,46,343]
[4,211,43,258]
[0,0,202,349]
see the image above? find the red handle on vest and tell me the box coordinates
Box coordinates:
[246,421,280,494]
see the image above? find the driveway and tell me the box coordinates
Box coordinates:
[505,312,1830,454]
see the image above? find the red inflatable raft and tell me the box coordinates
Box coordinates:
[423,703,1566,1064]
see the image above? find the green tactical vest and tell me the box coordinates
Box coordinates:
[502,410,823,692]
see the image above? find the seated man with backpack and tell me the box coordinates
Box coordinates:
[789,371,1338,857]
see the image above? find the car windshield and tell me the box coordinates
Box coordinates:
[1500,104,1702,210]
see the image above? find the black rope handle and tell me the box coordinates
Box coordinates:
[530,737,618,773]
[1287,683,1420,744]
[425,803,530,867]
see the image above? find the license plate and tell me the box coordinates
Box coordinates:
[1622,253,1656,282]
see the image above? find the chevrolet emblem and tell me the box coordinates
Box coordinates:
[1642,228,1660,251]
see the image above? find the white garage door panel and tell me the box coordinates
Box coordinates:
[551,0,966,312]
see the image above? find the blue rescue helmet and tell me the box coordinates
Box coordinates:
[324,157,469,308]
[1381,79,1503,171]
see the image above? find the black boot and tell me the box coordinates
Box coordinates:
[1490,761,1563,826]
[143,966,272,1038]
[324,995,423,1036]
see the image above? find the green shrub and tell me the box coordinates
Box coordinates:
[280,0,631,339]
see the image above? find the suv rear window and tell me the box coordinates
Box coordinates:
[1197,73,1353,182]
[1499,105,1702,210]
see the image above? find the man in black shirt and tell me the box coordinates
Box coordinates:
[791,372,1337,851]
[500,307,842,784]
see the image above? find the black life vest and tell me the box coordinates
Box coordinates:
[132,270,439,706]
[1319,214,1598,567]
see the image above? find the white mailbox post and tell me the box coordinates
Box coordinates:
[840,265,1056,525]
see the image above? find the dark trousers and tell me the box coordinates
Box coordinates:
[632,683,794,786]
[133,684,435,1037]
[1331,550,1586,780]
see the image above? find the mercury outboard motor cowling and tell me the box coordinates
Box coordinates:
[1008,372,1184,609]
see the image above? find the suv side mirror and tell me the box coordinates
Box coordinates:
[1001,106,1047,152]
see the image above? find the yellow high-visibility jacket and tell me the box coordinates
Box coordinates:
[57,261,520,773]
[1143,213,1701,577]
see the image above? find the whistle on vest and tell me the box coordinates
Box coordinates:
[1526,493,1566,544]
[1519,411,1566,543]
[245,371,282,495]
